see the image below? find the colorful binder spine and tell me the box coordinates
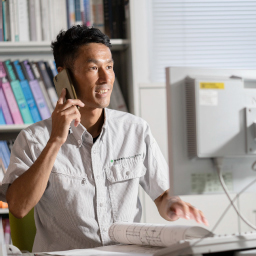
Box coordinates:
[37,61,58,108]
[0,141,10,168]
[0,87,13,124]
[21,60,51,120]
[0,62,23,124]
[3,60,33,124]
[12,60,41,123]
[0,108,5,124]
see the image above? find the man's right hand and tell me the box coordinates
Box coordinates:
[49,88,85,146]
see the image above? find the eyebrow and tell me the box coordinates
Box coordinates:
[86,58,114,64]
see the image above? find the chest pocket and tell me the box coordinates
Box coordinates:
[105,160,146,222]
[106,160,146,183]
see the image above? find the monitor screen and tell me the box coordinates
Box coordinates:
[166,67,256,195]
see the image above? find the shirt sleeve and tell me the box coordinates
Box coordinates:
[139,124,170,201]
[0,129,35,202]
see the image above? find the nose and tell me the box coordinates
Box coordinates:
[98,68,109,83]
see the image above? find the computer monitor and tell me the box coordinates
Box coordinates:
[166,67,256,196]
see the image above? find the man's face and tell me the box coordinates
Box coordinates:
[71,43,115,109]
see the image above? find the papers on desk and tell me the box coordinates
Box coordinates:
[109,222,213,247]
[34,247,153,256]
[33,232,256,256]
[33,223,213,256]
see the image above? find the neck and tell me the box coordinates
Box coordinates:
[80,107,104,138]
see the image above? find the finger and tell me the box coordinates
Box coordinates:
[57,88,66,105]
[59,99,85,111]
[189,207,202,223]
[60,105,79,116]
[199,210,209,226]
[171,202,190,220]
[68,112,81,126]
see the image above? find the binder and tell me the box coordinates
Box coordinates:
[0,141,10,168]
[0,62,23,124]
[30,61,54,113]
[3,60,33,124]
[36,61,58,108]
[12,60,41,123]
[20,60,51,119]
[0,86,13,124]
[0,108,5,124]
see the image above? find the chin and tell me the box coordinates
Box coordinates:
[97,99,111,108]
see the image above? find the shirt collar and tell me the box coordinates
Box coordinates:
[70,108,108,146]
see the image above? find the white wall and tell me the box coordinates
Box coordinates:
[129,0,256,234]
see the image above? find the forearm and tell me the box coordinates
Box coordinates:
[6,140,61,218]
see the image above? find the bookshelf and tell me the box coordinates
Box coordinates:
[0,40,130,53]
[0,209,9,214]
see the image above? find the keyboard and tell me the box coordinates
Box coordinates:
[154,232,256,256]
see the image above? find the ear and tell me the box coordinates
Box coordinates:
[57,67,64,73]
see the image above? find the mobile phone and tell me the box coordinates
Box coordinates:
[53,69,78,102]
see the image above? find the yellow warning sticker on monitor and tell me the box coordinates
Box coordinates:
[200,82,225,89]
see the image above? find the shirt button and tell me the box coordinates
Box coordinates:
[96,175,100,180]
[99,203,103,207]
[78,140,81,144]
[126,171,130,176]
[102,228,107,232]
[93,150,97,154]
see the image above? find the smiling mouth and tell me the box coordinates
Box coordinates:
[95,89,109,94]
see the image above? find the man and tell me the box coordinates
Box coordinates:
[1,26,207,252]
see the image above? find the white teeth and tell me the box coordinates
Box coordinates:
[97,90,108,94]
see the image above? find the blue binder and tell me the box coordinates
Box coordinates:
[12,60,41,123]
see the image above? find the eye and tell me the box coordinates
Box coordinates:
[107,65,113,70]
[90,66,98,70]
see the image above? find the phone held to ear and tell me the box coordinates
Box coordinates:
[53,69,80,109]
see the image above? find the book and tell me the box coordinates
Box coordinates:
[0,1,3,41]
[0,108,5,124]
[52,0,67,37]
[4,60,33,124]
[30,61,54,113]
[0,141,10,169]
[0,62,23,124]
[17,0,30,41]
[0,86,13,124]
[47,60,58,77]
[28,0,37,41]
[12,60,41,123]
[13,0,19,41]
[74,0,82,25]
[80,0,85,24]
[34,0,42,41]
[36,61,58,108]
[68,0,76,27]
[92,0,105,33]
[5,0,10,41]
[40,0,51,41]
[103,0,113,38]
[20,60,51,119]
[8,0,15,42]
[83,0,92,26]
[48,0,55,40]
[2,0,7,41]
[0,158,6,181]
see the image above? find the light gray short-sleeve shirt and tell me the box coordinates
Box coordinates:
[1,108,169,252]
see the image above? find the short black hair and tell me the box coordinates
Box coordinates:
[51,25,112,69]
